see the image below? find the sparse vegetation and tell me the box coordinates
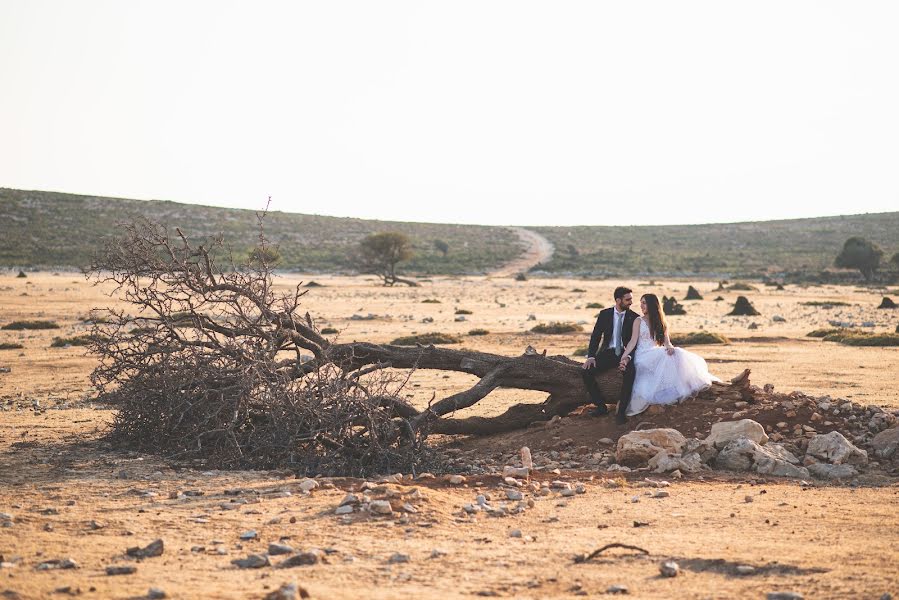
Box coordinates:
[0,342,24,350]
[663,296,687,316]
[390,332,462,345]
[16,270,26,278]
[433,239,449,257]
[571,288,586,293]
[727,296,760,316]
[877,297,897,309]
[684,286,703,300]
[421,299,441,303]
[468,328,489,336]
[801,301,851,307]
[454,309,472,315]
[320,327,339,334]
[530,322,582,335]
[50,335,94,347]
[571,345,588,356]
[807,328,850,338]
[515,273,528,281]
[825,332,899,346]
[585,302,603,309]
[671,331,729,345]
[727,282,758,292]
[2,320,60,330]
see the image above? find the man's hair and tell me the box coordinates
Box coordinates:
[613,286,632,301]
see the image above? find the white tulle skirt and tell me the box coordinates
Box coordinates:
[627,347,719,416]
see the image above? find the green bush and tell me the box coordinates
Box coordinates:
[530,322,583,335]
[390,332,461,345]
[455,309,472,315]
[50,335,95,348]
[2,320,60,330]
[585,302,603,309]
[671,331,729,345]
[468,328,489,336]
[0,342,24,350]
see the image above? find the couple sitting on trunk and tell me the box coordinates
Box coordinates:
[581,286,718,425]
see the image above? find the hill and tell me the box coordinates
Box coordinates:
[0,188,520,274]
[533,213,899,279]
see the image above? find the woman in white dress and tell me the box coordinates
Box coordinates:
[617,293,719,416]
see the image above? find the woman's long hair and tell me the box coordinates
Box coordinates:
[641,294,667,345]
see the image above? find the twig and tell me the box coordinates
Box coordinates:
[574,543,650,564]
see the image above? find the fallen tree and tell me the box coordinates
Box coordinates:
[87,217,755,472]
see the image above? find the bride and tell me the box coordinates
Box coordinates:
[617,293,719,416]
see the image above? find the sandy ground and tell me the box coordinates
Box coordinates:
[1,272,898,599]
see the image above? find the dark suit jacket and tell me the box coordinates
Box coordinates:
[587,307,640,358]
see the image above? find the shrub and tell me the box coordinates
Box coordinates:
[514,273,527,281]
[421,299,441,304]
[585,302,603,309]
[727,296,760,316]
[2,320,60,330]
[304,281,324,287]
[670,331,729,345]
[571,288,586,293]
[321,327,339,334]
[455,309,472,315]
[835,237,883,282]
[807,328,850,338]
[16,271,26,278]
[832,333,899,347]
[0,342,24,350]
[530,322,582,334]
[684,286,703,300]
[468,328,489,336]
[541,285,562,290]
[50,335,95,348]
[800,301,850,307]
[390,332,461,345]
[727,282,758,291]
[571,345,588,356]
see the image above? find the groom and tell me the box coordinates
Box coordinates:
[581,286,639,424]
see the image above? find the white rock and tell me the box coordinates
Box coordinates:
[520,447,533,470]
[660,560,679,577]
[616,429,687,467]
[716,437,810,478]
[808,463,858,480]
[369,500,393,515]
[447,475,466,485]
[334,505,354,515]
[806,431,868,465]
[502,466,529,478]
[648,450,704,474]
[705,419,768,449]
[298,478,319,493]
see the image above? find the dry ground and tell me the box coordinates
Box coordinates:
[1,273,897,599]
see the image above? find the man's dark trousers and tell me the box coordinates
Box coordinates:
[581,348,636,418]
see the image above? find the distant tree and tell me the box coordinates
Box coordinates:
[433,239,449,257]
[834,237,883,282]
[358,232,418,286]
[566,244,579,258]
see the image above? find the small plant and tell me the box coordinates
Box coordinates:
[727,282,758,292]
[390,332,462,345]
[541,285,562,290]
[2,320,60,330]
[454,309,473,315]
[829,332,899,347]
[801,301,851,307]
[530,322,582,335]
[421,299,441,304]
[304,281,324,287]
[0,342,24,350]
[585,302,603,309]
[571,345,588,356]
[50,335,95,348]
[571,288,586,293]
[807,328,850,338]
[321,327,339,334]
[514,273,527,281]
[16,271,27,278]
[670,331,729,345]
[468,328,489,336]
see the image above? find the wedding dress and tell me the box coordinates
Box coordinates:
[627,318,719,416]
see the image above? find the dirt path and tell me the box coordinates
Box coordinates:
[491,227,555,277]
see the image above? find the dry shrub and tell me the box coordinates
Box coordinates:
[468,328,489,336]
[823,332,899,347]
[87,217,434,475]
[2,320,60,330]
[670,331,729,345]
[0,342,24,350]
[390,332,461,345]
[530,322,582,334]
[50,335,96,347]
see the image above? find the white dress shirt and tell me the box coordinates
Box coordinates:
[612,307,626,355]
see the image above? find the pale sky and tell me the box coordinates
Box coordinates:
[1,1,897,226]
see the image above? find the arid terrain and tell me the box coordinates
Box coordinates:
[1,272,897,599]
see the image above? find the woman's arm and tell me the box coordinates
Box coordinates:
[618,318,642,369]
[664,330,675,355]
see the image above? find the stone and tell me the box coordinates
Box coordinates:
[126,539,164,558]
[268,543,294,556]
[607,584,629,594]
[297,479,318,493]
[36,558,78,570]
[429,548,448,559]
[387,552,411,564]
[279,552,319,568]
[716,438,809,478]
[735,565,756,575]
[232,554,270,569]
[871,427,899,459]
[339,493,359,506]
[447,475,465,485]
[648,450,704,474]
[148,588,167,599]
[652,490,670,498]
[370,500,393,515]
[509,529,522,538]
[239,530,258,540]
[705,419,768,449]
[808,463,858,480]
[263,583,304,600]
[106,565,137,575]
[334,505,353,515]
[806,431,868,465]
[505,489,523,501]
[659,560,679,577]
[767,593,803,600]
[502,466,529,478]
[616,429,687,467]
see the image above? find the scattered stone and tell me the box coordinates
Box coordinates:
[370,500,393,515]
[616,429,687,467]
[297,479,318,493]
[607,584,629,594]
[279,552,319,568]
[806,431,868,465]
[502,466,529,478]
[509,529,522,538]
[766,593,803,600]
[339,493,359,506]
[870,427,899,459]
[36,558,78,570]
[505,489,523,501]
[239,530,258,540]
[652,490,670,499]
[334,505,353,515]
[387,552,411,564]
[106,565,137,576]
[148,588,167,599]
[705,419,768,449]
[716,438,809,478]
[735,565,756,575]
[268,543,294,556]
[659,560,679,577]
[232,554,270,569]
[808,463,858,480]
[429,549,448,559]
[263,582,307,600]
[447,475,466,485]
[126,539,164,558]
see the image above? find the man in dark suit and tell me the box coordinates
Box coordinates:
[581,286,639,424]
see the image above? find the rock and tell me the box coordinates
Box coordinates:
[239,530,258,540]
[705,419,768,449]
[607,584,629,594]
[772,315,786,322]
[232,554,270,569]
[339,493,359,506]
[502,466,529,478]
[767,593,803,600]
[659,560,679,577]
[505,489,523,501]
[520,447,533,470]
[268,543,294,556]
[560,488,575,497]
[652,490,670,498]
[334,505,353,515]
[871,427,899,459]
[648,450,704,474]
[279,552,319,568]
[598,437,614,445]
[716,438,809,478]
[36,558,78,570]
[447,475,465,485]
[148,588,167,599]
[370,500,393,515]
[387,552,411,564]
[735,565,756,575]
[429,548,448,559]
[808,463,858,480]
[728,296,760,316]
[264,582,306,600]
[509,529,522,538]
[806,431,868,465]
[106,565,137,576]
[616,429,687,467]
[297,478,318,493]
[126,539,164,558]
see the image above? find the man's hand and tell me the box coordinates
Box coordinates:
[617,355,630,372]
[582,357,596,370]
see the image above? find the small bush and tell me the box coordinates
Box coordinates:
[727,282,758,291]
[455,309,473,315]
[0,342,24,350]
[16,271,27,278]
[514,273,528,281]
[468,328,489,336]
[541,285,562,290]
[321,327,339,334]
[671,331,729,345]
[530,322,583,335]
[807,328,850,338]
[421,299,441,304]
[2,320,60,330]
[571,288,586,293]
[390,332,461,345]
[832,333,899,347]
[801,301,850,307]
[50,335,95,348]
[571,345,588,356]
[585,302,603,309]
[304,281,324,287]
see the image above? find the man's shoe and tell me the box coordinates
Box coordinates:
[615,413,627,425]
[588,404,609,417]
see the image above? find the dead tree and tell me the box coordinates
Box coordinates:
[88,218,755,471]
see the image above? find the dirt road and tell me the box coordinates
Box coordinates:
[491,228,555,277]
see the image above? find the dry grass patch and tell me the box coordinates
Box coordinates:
[390,332,461,345]
[671,331,729,345]
[530,322,583,335]
[0,342,24,350]
[2,320,60,330]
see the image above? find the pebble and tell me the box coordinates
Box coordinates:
[509,529,522,538]
[106,565,137,576]
[263,583,302,600]
[36,558,78,570]
[659,560,679,577]
[505,489,523,501]
[652,490,670,498]
[736,565,756,575]
[232,554,270,569]
[766,593,803,600]
[298,479,318,493]
[429,548,448,559]
[268,543,294,556]
[370,500,393,515]
[334,505,353,515]
[387,552,411,564]
[239,530,258,540]
[744,495,753,503]
[339,493,359,506]
[148,588,167,599]
[279,552,318,567]
[607,584,629,594]
[560,488,576,497]
[126,539,164,558]
[447,475,466,485]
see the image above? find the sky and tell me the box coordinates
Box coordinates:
[1,1,897,226]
